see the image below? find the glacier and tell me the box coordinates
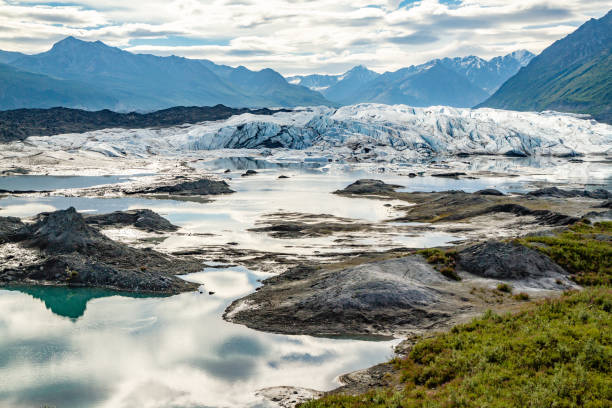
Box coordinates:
[23,104,612,159]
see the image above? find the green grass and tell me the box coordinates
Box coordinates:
[417,248,461,281]
[518,221,612,286]
[300,288,612,408]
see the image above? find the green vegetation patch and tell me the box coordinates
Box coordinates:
[301,288,612,408]
[417,248,460,281]
[518,221,612,286]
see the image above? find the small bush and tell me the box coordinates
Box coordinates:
[514,292,530,301]
[497,283,513,293]
[417,248,461,281]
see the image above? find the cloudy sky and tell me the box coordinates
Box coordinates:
[0,0,609,75]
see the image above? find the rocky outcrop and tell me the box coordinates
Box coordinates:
[225,257,470,336]
[1,208,202,293]
[84,209,179,232]
[334,179,403,195]
[0,216,24,243]
[474,189,504,196]
[527,187,610,199]
[124,177,234,196]
[458,241,568,282]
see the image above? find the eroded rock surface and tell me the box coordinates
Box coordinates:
[527,187,610,199]
[84,209,179,232]
[1,208,201,293]
[334,179,403,195]
[124,177,234,196]
[225,257,474,336]
[458,241,569,287]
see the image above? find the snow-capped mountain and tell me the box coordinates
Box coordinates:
[287,51,534,107]
[25,104,611,160]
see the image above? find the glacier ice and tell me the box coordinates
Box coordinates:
[23,104,612,159]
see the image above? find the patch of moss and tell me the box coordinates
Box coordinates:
[417,248,460,281]
[300,288,612,408]
[518,221,612,286]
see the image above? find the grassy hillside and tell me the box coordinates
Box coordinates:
[480,11,612,124]
[302,222,612,408]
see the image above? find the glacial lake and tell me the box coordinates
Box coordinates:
[0,174,150,192]
[0,157,610,407]
[0,267,397,408]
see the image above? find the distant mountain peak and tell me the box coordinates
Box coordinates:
[506,49,535,66]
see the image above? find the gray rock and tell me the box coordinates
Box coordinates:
[125,177,234,196]
[458,241,568,281]
[474,189,504,196]
[3,208,200,293]
[527,187,610,199]
[84,209,179,232]
[334,179,403,195]
[225,257,462,336]
[0,216,24,243]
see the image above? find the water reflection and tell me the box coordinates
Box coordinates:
[196,156,325,172]
[0,267,398,408]
[5,285,164,319]
[0,174,149,192]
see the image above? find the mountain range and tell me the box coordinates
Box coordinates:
[288,50,535,107]
[0,37,328,111]
[0,7,609,122]
[0,37,535,111]
[480,10,612,124]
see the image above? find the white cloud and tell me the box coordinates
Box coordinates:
[0,0,609,75]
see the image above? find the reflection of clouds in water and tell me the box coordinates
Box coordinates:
[0,283,398,408]
[0,203,57,217]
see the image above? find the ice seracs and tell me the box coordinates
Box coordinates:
[19,104,612,160]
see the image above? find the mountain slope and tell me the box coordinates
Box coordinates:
[0,63,117,111]
[322,66,380,104]
[480,10,612,123]
[346,63,489,107]
[6,37,329,110]
[0,50,25,64]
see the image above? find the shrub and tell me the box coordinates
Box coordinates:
[496,283,513,293]
[514,292,530,301]
[417,248,461,281]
